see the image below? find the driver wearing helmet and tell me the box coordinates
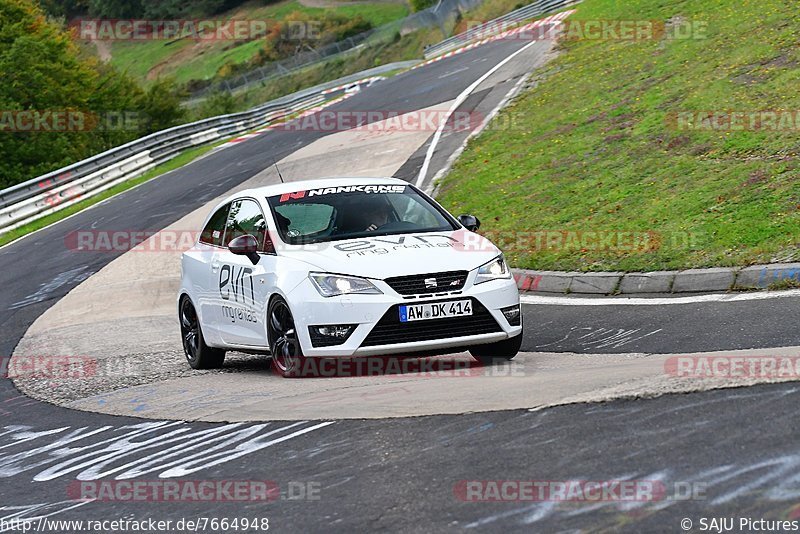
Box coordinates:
[363,200,394,232]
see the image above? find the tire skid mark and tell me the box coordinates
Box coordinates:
[9,266,94,310]
[0,420,334,482]
[534,326,664,350]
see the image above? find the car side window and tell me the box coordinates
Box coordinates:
[225,198,267,249]
[199,203,230,246]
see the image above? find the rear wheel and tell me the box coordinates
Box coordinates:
[180,297,225,369]
[469,333,522,365]
[268,297,308,378]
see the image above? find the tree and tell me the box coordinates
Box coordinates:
[135,78,186,134]
[0,0,184,188]
[37,0,89,18]
[87,0,142,18]
[0,0,105,185]
[409,0,436,13]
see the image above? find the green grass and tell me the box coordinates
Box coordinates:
[0,144,216,248]
[111,39,191,82]
[245,0,408,27]
[768,278,800,290]
[108,0,409,86]
[437,0,800,272]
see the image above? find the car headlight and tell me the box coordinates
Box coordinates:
[309,273,383,297]
[475,255,512,284]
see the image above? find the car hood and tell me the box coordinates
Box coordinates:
[277,230,501,279]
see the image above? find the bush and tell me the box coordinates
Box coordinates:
[0,0,184,188]
[409,0,436,13]
[193,90,237,120]
[135,78,186,134]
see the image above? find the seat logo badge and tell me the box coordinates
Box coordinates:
[424,278,438,289]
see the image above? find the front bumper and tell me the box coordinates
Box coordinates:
[287,271,521,357]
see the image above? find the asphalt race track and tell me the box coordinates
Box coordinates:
[1,33,800,533]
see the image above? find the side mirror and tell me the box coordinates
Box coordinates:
[228,234,260,265]
[458,214,481,232]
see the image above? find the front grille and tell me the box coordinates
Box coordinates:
[361,298,502,347]
[384,271,468,295]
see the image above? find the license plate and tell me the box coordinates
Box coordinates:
[399,300,472,322]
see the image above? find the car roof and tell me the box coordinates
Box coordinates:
[230,176,409,202]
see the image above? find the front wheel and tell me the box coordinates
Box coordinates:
[180,297,225,369]
[268,297,308,378]
[469,333,522,365]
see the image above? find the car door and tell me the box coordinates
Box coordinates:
[193,202,231,345]
[216,197,276,347]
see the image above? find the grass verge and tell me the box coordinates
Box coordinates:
[0,144,216,248]
[437,0,800,272]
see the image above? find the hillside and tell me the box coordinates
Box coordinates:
[98,0,410,88]
[437,0,800,272]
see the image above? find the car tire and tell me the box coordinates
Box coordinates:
[268,297,308,378]
[469,333,522,365]
[180,296,225,369]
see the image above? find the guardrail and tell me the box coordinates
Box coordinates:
[0,57,425,236]
[0,87,341,234]
[0,0,580,235]
[424,0,580,59]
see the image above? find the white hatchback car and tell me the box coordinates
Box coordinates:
[179,177,522,377]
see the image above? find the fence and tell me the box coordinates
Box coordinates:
[424,0,580,58]
[192,0,489,99]
[190,27,379,99]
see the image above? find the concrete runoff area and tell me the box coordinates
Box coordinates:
[19,346,795,422]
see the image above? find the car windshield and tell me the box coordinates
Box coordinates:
[266,183,457,244]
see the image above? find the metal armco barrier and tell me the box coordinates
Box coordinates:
[0,88,333,234]
[424,0,580,59]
